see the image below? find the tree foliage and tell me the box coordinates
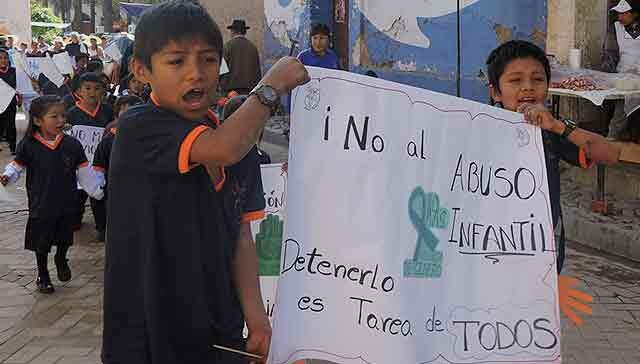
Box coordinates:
[31,1,64,43]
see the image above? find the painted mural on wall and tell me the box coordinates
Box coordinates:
[264,0,547,102]
[264,0,312,65]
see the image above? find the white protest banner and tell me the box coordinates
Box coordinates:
[251,163,287,321]
[52,52,74,75]
[220,58,229,75]
[38,56,65,87]
[0,78,16,114]
[269,67,561,364]
[103,43,123,63]
[65,125,104,164]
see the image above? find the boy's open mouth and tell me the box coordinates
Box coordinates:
[183,88,206,108]
[518,97,537,104]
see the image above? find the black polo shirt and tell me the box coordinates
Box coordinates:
[102,102,265,364]
[65,102,114,128]
[13,134,88,219]
[542,130,591,272]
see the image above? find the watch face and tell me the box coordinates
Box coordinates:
[262,86,278,103]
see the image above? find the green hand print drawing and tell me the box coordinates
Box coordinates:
[256,214,284,276]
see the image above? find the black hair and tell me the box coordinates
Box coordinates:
[114,95,143,116]
[222,95,248,121]
[486,40,550,105]
[222,95,265,142]
[75,53,89,62]
[77,72,106,89]
[0,48,9,57]
[26,95,63,136]
[87,59,104,73]
[134,0,223,71]
[311,23,331,37]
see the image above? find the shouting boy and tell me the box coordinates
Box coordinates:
[100,1,309,363]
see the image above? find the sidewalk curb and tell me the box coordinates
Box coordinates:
[563,204,640,263]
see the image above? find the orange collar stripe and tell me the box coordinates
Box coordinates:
[75,101,101,118]
[33,133,63,150]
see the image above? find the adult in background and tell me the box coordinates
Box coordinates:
[220,19,262,95]
[297,23,340,70]
[36,36,49,54]
[88,36,105,61]
[65,32,89,58]
[602,0,640,140]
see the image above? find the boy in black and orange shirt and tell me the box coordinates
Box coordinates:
[101,1,309,363]
[65,72,114,234]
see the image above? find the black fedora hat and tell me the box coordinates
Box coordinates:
[227,19,250,31]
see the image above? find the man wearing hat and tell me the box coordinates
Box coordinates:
[602,0,640,139]
[220,19,262,95]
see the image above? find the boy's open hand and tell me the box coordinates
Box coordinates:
[262,57,310,94]
[246,317,272,363]
[517,103,563,134]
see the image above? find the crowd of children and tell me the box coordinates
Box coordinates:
[0,29,150,292]
[0,0,628,362]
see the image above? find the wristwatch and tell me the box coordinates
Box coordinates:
[250,84,280,115]
[561,119,577,139]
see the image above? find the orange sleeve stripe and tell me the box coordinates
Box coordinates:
[242,210,266,223]
[93,166,106,172]
[11,160,25,168]
[78,161,89,169]
[178,125,210,174]
[579,148,594,169]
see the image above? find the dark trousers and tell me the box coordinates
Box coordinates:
[76,190,106,232]
[0,107,17,150]
[91,197,106,232]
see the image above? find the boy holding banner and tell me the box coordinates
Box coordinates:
[100,1,309,363]
[486,40,621,324]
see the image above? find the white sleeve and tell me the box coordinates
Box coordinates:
[3,162,24,185]
[77,165,105,200]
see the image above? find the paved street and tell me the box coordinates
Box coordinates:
[0,114,639,363]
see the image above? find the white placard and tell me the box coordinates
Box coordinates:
[220,58,229,75]
[251,163,287,322]
[0,78,16,114]
[269,68,561,364]
[38,56,65,88]
[65,125,104,164]
[103,43,123,63]
[52,52,74,75]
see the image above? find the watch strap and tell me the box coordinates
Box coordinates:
[561,119,577,139]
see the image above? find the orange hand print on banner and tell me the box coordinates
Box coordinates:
[558,275,593,326]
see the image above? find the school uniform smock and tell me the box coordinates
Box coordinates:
[542,131,593,272]
[65,102,114,128]
[101,100,265,364]
[12,134,89,253]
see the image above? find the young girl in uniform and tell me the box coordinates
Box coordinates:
[0,96,104,294]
